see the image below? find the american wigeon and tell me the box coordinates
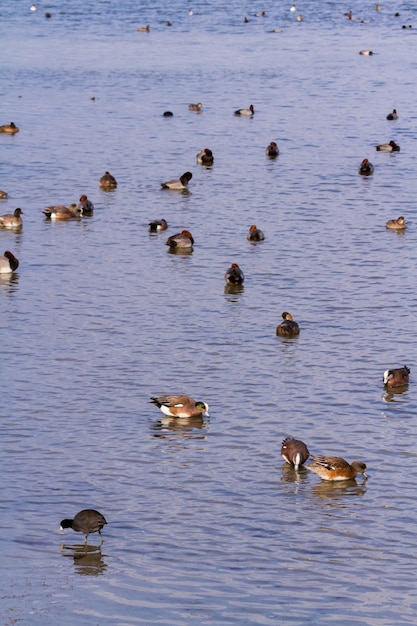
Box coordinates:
[148,218,168,232]
[276,312,300,337]
[359,49,373,55]
[166,229,194,249]
[234,104,254,116]
[99,171,117,189]
[358,158,374,176]
[225,263,244,285]
[150,395,209,417]
[383,365,410,388]
[0,122,19,134]
[60,509,107,544]
[78,195,94,215]
[376,140,400,152]
[266,141,279,157]
[0,208,23,229]
[0,250,19,273]
[0,190,8,199]
[196,148,214,165]
[43,204,83,220]
[386,109,398,120]
[189,102,202,111]
[161,171,192,190]
[308,456,367,481]
[247,224,265,241]
[137,24,150,31]
[386,216,406,230]
[281,437,309,470]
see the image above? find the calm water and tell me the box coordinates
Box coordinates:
[1,1,417,624]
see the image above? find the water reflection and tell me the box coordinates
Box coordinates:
[0,273,19,293]
[152,415,209,439]
[60,543,107,576]
[383,386,409,402]
[224,284,244,299]
[310,479,367,500]
[280,463,310,485]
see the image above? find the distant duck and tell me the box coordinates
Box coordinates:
[196,148,214,165]
[78,195,94,215]
[30,3,37,10]
[402,24,412,29]
[247,224,265,241]
[386,216,406,230]
[150,394,209,418]
[266,141,279,157]
[296,14,303,21]
[0,250,19,273]
[244,16,249,23]
[281,437,310,470]
[308,456,367,481]
[166,229,194,249]
[375,4,381,11]
[386,109,398,120]
[161,171,192,190]
[163,111,173,117]
[255,11,266,16]
[276,311,300,337]
[225,263,244,285]
[0,207,23,229]
[189,102,202,111]
[148,218,168,232]
[358,158,374,176]
[137,25,150,31]
[383,365,410,388]
[43,204,82,220]
[0,190,8,199]
[359,49,373,55]
[45,12,52,18]
[0,122,19,134]
[290,4,297,11]
[60,509,107,544]
[234,104,254,116]
[271,27,283,32]
[99,171,117,189]
[376,140,400,152]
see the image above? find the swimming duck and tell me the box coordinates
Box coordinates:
[386,216,406,230]
[137,24,150,31]
[60,509,107,544]
[266,141,279,157]
[359,49,373,55]
[148,218,168,232]
[166,229,194,249]
[43,204,83,220]
[0,190,8,199]
[234,104,254,116]
[196,148,214,165]
[0,250,19,273]
[276,311,300,337]
[225,263,244,285]
[0,208,23,229]
[281,437,309,470]
[0,122,19,134]
[358,158,374,176]
[376,140,400,152]
[99,171,117,189]
[150,394,209,417]
[163,111,174,117]
[161,171,192,190]
[386,109,398,120]
[383,365,410,388]
[308,456,367,481]
[78,195,94,215]
[247,224,265,241]
[189,102,202,111]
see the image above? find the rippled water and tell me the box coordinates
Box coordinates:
[1,1,417,624]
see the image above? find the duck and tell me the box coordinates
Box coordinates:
[137,24,150,31]
[148,218,168,232]
[234,104,254,116]
[281,437,309,470]
[78,195,94,215]
[358,158,374,176]
[225,263,244,285]
[150,395,209,417]
[386,216,406,230]
[0,122,19,134]
[43,204,83,220]
[383,365,410,388]
[308,456,367,481]
[0,208,23,229]
[276,311,300,337]
[386,109,398,120]
[359,49,373,55]
[0,250,19,273]
[196,148,214,165]
[189,102,202,111]
[376,140,400,152]
[247,224,265,241]
[266,141,279,157]
[0,190,8,199]
[60,509,107,544]
[166,229,194,249]
[163,111,174,117]
[161,171,192,190]
[99,171,117,189]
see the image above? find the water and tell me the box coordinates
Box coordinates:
[1,1,417,624]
